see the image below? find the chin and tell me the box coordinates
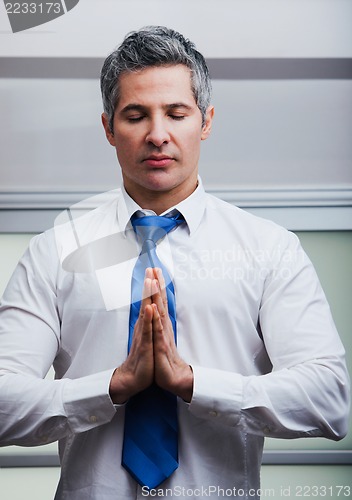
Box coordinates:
[142,171,180,192]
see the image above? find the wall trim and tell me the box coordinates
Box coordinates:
[208,186,352,208]
[0,186,351,210]
[0,57,351,80]
[0,187,351,233]
[0,450,351,468]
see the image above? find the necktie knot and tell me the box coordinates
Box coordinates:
[131,213,184,248]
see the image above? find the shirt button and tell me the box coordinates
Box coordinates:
[209,410,218,417]
[263,426,271,435]
[89,415,97,423]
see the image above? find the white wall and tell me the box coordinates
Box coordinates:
[0,0,351,204]
[0,0,351,57]
[0,79,351,192]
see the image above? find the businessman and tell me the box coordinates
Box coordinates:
[0,26,350,499]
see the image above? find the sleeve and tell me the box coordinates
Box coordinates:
[0,231,116,448]
[189,231,350,440]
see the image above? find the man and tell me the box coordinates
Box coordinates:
[0,26,349,499]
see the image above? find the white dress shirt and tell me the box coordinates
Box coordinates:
[0,179,349,499]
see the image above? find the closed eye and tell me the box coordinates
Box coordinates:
[127,116,145,122]
[170,115,185,121]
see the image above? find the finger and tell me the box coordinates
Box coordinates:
[154,267,168,311]
[142,304,154,330]
[151,279,167,320]
[130,301,153,356]
[145,267,154,279]
[151,277,161,304]
[133,299,153,337]
[141,275,152,308]
[152,303,164,339]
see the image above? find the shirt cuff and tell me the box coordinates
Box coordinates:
[188,365,243,426]
[63,369,117,433]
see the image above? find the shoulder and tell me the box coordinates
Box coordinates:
[53,190,121,254]
[203,192,300,253]
[18,190,122,270]
[204,192,290,234]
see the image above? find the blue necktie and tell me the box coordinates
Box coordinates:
[122,212,184,489]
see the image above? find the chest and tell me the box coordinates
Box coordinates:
[55,230,270,376]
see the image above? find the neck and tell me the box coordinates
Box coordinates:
[124,181,198,215]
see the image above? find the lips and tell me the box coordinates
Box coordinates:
[143,155,174,167]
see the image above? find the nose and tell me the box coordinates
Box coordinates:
[145,117,170,147]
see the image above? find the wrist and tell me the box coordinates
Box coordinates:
[173,365,194,403]
[109,366,135,404]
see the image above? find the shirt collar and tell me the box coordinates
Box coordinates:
[117,176,206,236]
[170,177,206,235]
[117,185,140,235]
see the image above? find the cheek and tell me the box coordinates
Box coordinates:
[181,131,202,158]
[115,135,137,157]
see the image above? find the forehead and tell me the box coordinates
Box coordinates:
[116,64,196,108]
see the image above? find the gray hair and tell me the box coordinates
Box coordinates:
[100,26,212,132]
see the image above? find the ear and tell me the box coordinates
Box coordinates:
[101,113,116,146]
[201,105,214,141]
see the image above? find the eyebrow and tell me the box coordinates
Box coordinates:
[120,102,193,114]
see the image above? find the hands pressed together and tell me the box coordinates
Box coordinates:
[109,267,194,404]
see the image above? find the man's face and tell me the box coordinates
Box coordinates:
[102,64,213,209]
